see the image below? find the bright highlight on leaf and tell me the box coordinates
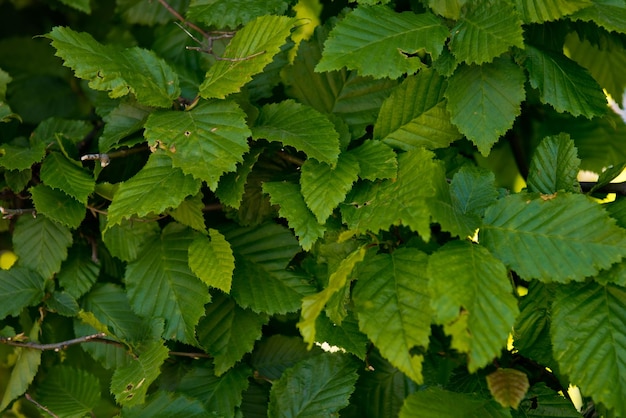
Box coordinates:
[188,229,235,293]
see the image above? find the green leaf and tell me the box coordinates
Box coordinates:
[428,241,519,372]
[252,100,340,165]
[101,217,160,262]
[196,293,268,376]
[486,368,530,410]
[262,181,326,251]
[13,215,73,279]
[353,248,432,384]
[30,184,85,229]
[347,140,397,181]
[37,366,100,418]
[40,152,95,205]
[446,57,526,156]
[46,290,79,316]
[111,340,170,406]
[251,335,323,381]
[570,0,626,34]
[450,1,524,65]
[341,148,439,240]
[99,101,151,152]
[522,45,607,119]
[107,152,202,226]
[126,223,210,344]
[551,281,626,418]
[215,149,262,209]
[46,26,179,107]
[122,391,209,418]
[298,246,366,348]
[116,0,185,25]
[400,387,512,418]
[514,0,592,23]
[187,0,289,28]
[188,229,236,293]
[4,169,31,193]
[374,69,461,151]
[515,383,582,418]
[314,311,369,360]
[57,0,91,13]
[268,353,359,417]
[144,100,251,189]
[199,16,295,99]
[168,193,206,232]
[316,6,448,79]
[0,267,45,319]
[527,134,581,194]
[482,193,626,282]
[57,245,99,299]
[0,140,46,171]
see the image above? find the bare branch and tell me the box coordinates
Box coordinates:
[25,393,59,418]
[0,207,36,219]
[0,333,108,351]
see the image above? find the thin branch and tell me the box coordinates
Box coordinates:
[25,393,59,418]
[0,206,36,219]
[277,150,304,166]
[157,0,208,37]
[203,203,223,212]
[81,145,149,168]
[0,333,108,351]
[168,351,212,359]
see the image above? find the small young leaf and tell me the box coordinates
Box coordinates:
[37,366,101,418]
[527,133,581,194]
[188,229,235,293]
[486,368,530,409]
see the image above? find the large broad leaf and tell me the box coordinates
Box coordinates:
[187,0,289,28]
[125,223,210,344]
[481,193,626,282]
[268,353,359,417]
[196,293,268,376]
[46,26,179,108]
[446,56,526,156]
[353,248,432,384]
[522,45,607,119]
[316,6,448,79]
[252,100,340,165]
[144,100,251,190]
[123,391,209,418]
[514,0,592,23]
[199,16,295,99]
[57,245,99,299]
[101,217,160,262]
[450,1,524,65]
[106,152,202,226]
[346,140,397,180]
[551,281,626,418]
[40,152,95,205]
[428,241,519,372]
[188,229,236,293]
[36,366,100,418]
[526,134,581,194]
[374,69,461,151]
[399,387,511,418]
[30,184,85,229]
[570,0,626,34]
[0,267,45,319]
[13,215,72,279]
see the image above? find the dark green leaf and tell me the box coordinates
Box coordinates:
[215,149,262,209]
[57,244,99,299]
[30,184,85,229]
[40,152,95,205]
[99,101,151,152]
[37,366,100,418]
[0,267,45,319]
[400,387,511,417]
[101,217,160,262]
[251,335,323,381]
[527,133,581,194]
[122,391,209,418]
[187,0,289,29]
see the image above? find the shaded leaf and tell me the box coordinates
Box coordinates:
[189,229,235,294]
[527,134,581,194]
[0,267,45,319]
[30,184,85,229]
[314,311,369,360]
[122,391,209,418]
[57,244,99,299]
[347,140,397,180]
[46,290,79,316]
[187,0,289,29]
[215,149,262,209]
[99,101,151,152]
[40,152,95,204]
[251,335,323,381]
[487,368,530,409]
[0,140,46,171]
[101,217,160,263]
[400,387,511,418]
[514,383,582,418]
[570,0,626,34]
[37,366,100,418]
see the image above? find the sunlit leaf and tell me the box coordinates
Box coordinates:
[514,0,592,23]
[40,152,95,205]
[188,229,235,293]
[526,133,581,194]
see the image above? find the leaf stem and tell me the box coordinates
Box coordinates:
[0,206,36,219]
[24,393,59,418]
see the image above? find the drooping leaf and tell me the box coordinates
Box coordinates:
[316,6,449,79]
[0,267,45,319]
[122,391,209,418]
[13,215,73,279]
[486,368,530,410]
[374,69,461,151]
[399,387,512,418]
[268,353,359,417]
[482,193,626,282]
[99,101,151,152]
[514,0,592,23]
[353,248,432,384]
[251,335,324,381]
[125,223,210,344]
[40,152,95,204]
[199,16,295,99]
[36,366,100,418]
[188,229,236,293]
[187,0,289,28]
[450,1,524,65]
[522,44,607,119]
[57,245,99,299]
[196,293,268,376]
[29,184,85,229]
[215,149,262,209]
[101,217,160,263]
[527,133,581,194]
[347,140,397,180]
[428,241,519,372]
[570,0,626,34]
[551,281,626,418]
[106,152,202,226]
[252,100,340,165]
[144,100,251,189]
[445,56,526,156]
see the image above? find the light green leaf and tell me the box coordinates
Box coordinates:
[353,248,432,384]
[446,57,526,156]
[298,247,366,348]
[196,293,268,376]
[347,140,397,180]
[300,153,360,224]
[126,223,210,344]
[57,245,99,299]
[251,335,323,381]
[5,169,31,193]
[268,353,359,417]
[316,6,448,79]
[0,267,45,319]
[374,69,461,151]
[215,149,262,209]
[341,148,439,240]
[167,193,206,232]
[570,0,626,34]
[426,0,465,19]
[400,387,512,418]
[187,0,289,28]
[111,340,170,406]
[552,281,626,418]
[522,45,607,119]
[101,217,160,262]
[514,0,592,23]
[107,152,202,226]
[32,117,92,145]
[46,26,180,107]
[122,391,209,418]
[188,229,235,293]
[482,193,626,282]
[13,215,72,279]
[527,134,581,194]
[0,140,46,170]
[99,101,151,152]
[30,184,85,229]
[252,100,340,165]
[37,366,100,418]
[450,1,524,65]
[428,241,518,372]
[40,152,95,205]
[144,100,251,189]
[199,16,295,99]
[116,0,186,25]
[263,181,326,251]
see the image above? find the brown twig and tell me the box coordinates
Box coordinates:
[0,333,108,351]
[157,0,208,37]
[0,207,36,219]
[168,351,212,359]
[81,145,149,168]
[25,393,59,418]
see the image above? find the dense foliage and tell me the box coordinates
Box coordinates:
[1,0,626,416]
